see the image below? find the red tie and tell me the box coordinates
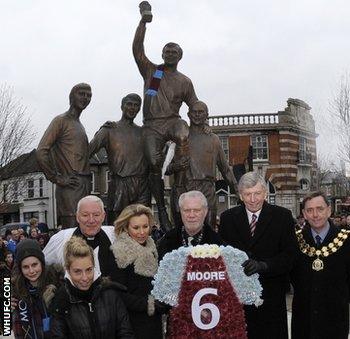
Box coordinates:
[250,214,257,236]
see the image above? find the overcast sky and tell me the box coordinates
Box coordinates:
[1,0,349,163]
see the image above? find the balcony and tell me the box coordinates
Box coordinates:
[208,113,279,127]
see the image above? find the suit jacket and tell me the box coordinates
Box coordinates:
[219,201,297,339]
[290,223,350,339]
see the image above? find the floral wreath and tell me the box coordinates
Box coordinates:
[152,244,262,306]
[152,244,263,338]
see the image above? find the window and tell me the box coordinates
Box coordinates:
[219,136,229,161]
[299,137,307,162]
[105,170,111,193]
[3,184,8,203]
[39,178,44,197]
[268,181,276,205]
[27,180,34,198]
[268,195,276,205]
[251,135,268,160]
[91,171,96,193]
[300,179,309,190]
[23,211,39,222]
[13,182,18,201]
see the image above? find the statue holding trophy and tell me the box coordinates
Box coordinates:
[133,1,198,231]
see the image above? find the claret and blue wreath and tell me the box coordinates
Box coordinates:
[152,244,263,339]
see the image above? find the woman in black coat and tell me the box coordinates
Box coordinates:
[110,204,166,339]
[12,239,62,339]
[50,236,133,339]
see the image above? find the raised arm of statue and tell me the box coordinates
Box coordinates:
[132,4,153,79]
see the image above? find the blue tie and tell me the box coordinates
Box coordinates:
[315,235,322,247]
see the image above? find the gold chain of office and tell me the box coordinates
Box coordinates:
[296,228,350,271]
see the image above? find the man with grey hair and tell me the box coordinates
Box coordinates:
[157,190,224,260]
[219,171,296,339]
[43,195,116,278]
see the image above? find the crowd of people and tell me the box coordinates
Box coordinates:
[1,172,350,338]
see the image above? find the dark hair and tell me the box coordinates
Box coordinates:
[301,191,330,210]
[162,42,183,59]
[189,100,209,114]
[69,83,91,105]
[121,93,142,107]
[12,262,47,302]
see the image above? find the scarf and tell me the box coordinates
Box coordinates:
[110,232,158,277]
[14,284,48,339]
[146,64,164,96]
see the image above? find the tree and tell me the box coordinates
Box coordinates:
[0,85,37,216]
[329,72,350,164]
[316,153,337,189]
[0,84,36,168]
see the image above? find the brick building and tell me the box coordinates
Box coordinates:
[209,98,318,217]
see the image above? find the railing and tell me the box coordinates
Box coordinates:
[208,113,279,127]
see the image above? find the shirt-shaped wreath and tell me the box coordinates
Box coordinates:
[152,244,263,338]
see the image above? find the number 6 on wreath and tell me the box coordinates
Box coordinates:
[191,288,220,330]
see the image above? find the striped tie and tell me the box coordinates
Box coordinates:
[250,214,257,236]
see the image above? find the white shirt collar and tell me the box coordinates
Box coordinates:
[246,208,262,224]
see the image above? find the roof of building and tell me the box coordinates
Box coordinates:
[0,149,41,180]
[0,148,108,180]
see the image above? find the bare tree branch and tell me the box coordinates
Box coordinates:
[0,84,36,168]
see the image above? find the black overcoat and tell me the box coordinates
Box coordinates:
[290,223,350,339]
[219,201,297,339]
[157,223,225,261]
[50,278,134,339]
[110,236,162,339]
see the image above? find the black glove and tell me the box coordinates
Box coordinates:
[242,259,268,276]
[154,300,171,314]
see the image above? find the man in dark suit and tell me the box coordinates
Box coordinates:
[157,190,224,260]
[290,191,350,339]
[219,171,296,339]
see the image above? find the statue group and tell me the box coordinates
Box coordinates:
[36,2,237,230]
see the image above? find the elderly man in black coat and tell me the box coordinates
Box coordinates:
[157,190,224,260]
[219,171,297,339]
[291,191,350,339]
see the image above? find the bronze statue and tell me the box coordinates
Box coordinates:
[166,101,238,228]
[133,1,198,231]
[36,83,92,229]
[89,93,151,224]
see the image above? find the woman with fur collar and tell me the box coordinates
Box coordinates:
[110,204,167,339]
[12,239,64,339]
[49,236,134,339]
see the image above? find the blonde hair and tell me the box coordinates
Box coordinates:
[63,236,94,269]
[114,204,155,236]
